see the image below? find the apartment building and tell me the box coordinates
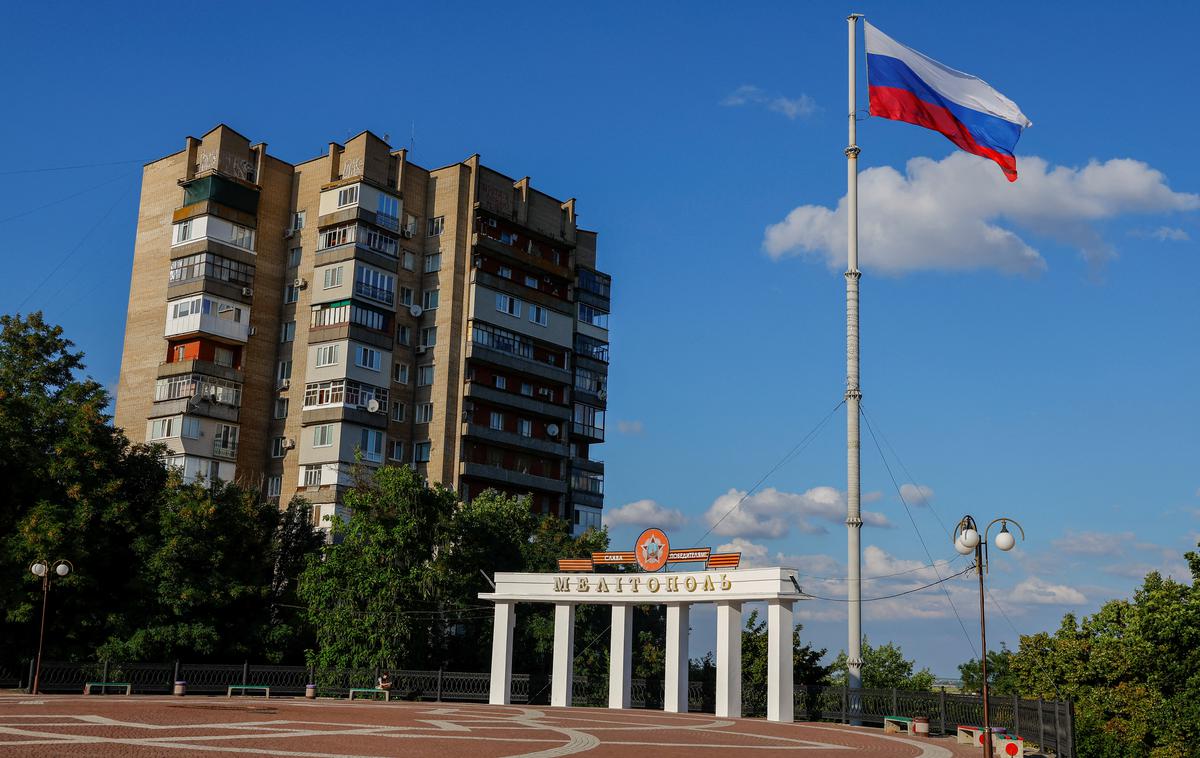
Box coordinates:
[115,124,610,534]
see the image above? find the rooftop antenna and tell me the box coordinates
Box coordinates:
[410,121,416,154]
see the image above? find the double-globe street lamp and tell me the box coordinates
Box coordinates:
[29,559,73,695]
[954,516,1024,757]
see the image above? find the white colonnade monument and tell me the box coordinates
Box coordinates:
[480,529,806,722]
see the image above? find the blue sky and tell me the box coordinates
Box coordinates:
[2,1,1198,676]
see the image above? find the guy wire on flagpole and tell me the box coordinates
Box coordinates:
[844,12,864,723]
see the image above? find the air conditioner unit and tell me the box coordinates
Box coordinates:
[415,346,427,355]
[278,379,291,390]
[247,326,257,336]
[400,228,414,238]
[283,438,296,450]
[293,278,307,289]
[241,287,254,297]
[284,229,296,239]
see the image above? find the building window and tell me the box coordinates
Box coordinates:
[304,464,322,487]
[499,265,512,279]
[229,224,254,250]
[313,424,334,447]
[277,360,292,382]
[213,346,235,367]
[414,441,431,462]
[415,403,433,424]
[496,293,521,317]
[280,321,295,343]
[391,402,405,422]
[274,397,289,418]
[315,344,339,367]
[402,252,415,271]
[288,247,302,267]
[267,475,282,497]
[355,265,395,305]
[427,216,444,236]
[525,274,539,289]
[529,305,548,327]
[579,303,610,329]
[489,411,504,431]
[292,211,306,231]
[393,362,409,384]
[388,440,404,461]
[494,375,507,390]
[399,287,413,306]
[417,365,434,386]
[420,327,437,348]
[520,382,533,397]
[181,416,201,439]
[424,253,441,273]
[518,418,532,437]
[356,346,381,371]
[396,325,411,346]
[151,415,179,439]
[360,429,383,462]
[323,266,343,289]
[284,284,299,304]
[378,193,399,224]
[271,436,287,458]
[177,219,193,243]
[337,185,359,208]
[423,289,439,310]
[168,252,255,287]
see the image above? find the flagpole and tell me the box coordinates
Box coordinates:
[845,12,864,716]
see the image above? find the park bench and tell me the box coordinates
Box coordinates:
[957,725,1007,745]
[83,682,131,695]
[993,734,1025,756]
[226,684,270,698]
[883,715,914,735]
[348,687,392,701]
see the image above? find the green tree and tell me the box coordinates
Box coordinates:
[828,636,936,690]
[957,643,1017,695]
[740,609,830,688]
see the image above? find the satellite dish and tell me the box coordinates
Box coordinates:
[367,399,380,413]
[409,304,423,318]
[546,423,560,438]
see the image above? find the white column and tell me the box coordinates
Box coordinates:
[715,601,742,718]
[664,603,690,713]
[767,599,795,723]
[550,602,575,708]
[608,604,633,709]
[488,601,515,705]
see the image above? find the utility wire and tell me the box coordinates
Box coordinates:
[797,553,965,583]
[860,405,978,659]
[695,399,844,545]
[0,158,146,176]
[869,416,957,541]
[800,564,974,602]
[0,171,135,225]
[985,585,1022,641]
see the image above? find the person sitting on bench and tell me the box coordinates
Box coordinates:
[377,672,393,691]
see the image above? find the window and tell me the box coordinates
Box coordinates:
[393,362,409,383]
[494,375,507,390]
[284,284,299,304]
[414,441,431,463]
[422,289,439,310]
[574,333,609,362]
[277,360,292,382]
[288,247,302,268]
[518,418,532,437]
[424,253,441,273]
[337,185,359,207]
[420,327,437,348]
[389,440,404,461]
[154,374,242,405]
[377,193,399,223]
[356,346,381,371]
[354,266,394,304]
[471,322,533,359]
[415,403,433,423]
[274,397,289,418]
[490,411,504,431]
[168,252,254,287]
[404,213,418,236]
[496,293,521,317]
[498,265,512,279]
[520,382,533,397]
[271,436,287,458]
[315,344,339,367]
[529,305,548,327]
[402,252,415,271]
[359,429,383,462]
[313,424,334,447]
[391,402,405,422]
[579,303,610,329]
[280,321,295,343]
[229,224,254,250]
[427,216,444,236]
[214,346,235,367]
[176,219,193,243]
[417,365,434,386]
[319,225,352,250]
[525,275,538,289]
[292,211,306,231]
[396,325,411,345]
[181,416,201,439]
[267,475,282,498]
[304,464,322,487]
[323,266,344,289]
[575,367,606,396]
[399,287,413,306]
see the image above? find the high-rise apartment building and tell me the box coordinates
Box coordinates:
[115,125,610,534]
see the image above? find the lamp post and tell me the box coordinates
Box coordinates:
[954,517,1023,757]
[29,559,72,695]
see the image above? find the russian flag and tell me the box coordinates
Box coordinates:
[865,21,1031,181]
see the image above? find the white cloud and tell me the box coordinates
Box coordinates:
[703,486,891,539]
[1009,577,1087,605]
[604,499,687,529]
[1131,225,1190,241]
[763,153,1200,274]
[1051,530,1136,556]
[721,84,818,120]
[863,490,885,504]
[717,538,770,567]
[899,483,935,507]
[616,419,645,435]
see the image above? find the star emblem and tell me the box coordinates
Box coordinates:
[642,535,663,563]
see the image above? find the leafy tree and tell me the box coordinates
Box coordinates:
[828,636,936,690]
[741,609,830,687]
[957,643,1017,695]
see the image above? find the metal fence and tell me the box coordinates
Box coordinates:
[20,663,1073,756]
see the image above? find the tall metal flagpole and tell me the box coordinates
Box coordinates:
[845,13,864,710]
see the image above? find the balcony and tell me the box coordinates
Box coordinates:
[151,397,239,423]
[212,440,238,460]
[571,421,605,442]
[473,232,570,279]
[466,340,569,384]
[354,280,395,306]
[165,310,250,344]
[464,382,570,420]
[571,457,605,474]
[460,422,568,457]
[460,461,567,494]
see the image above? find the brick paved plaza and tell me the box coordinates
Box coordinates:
[0,693,1018,757]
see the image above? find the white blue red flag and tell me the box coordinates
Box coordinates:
[864,21,1031,181]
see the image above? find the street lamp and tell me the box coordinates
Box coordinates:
[29,559,73,694]
[953,517,1024,757]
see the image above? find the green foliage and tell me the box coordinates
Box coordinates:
[741,609,830,688]
[828,636,936,690]
[957,644,1017,695]
[1008,548,1200,758]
